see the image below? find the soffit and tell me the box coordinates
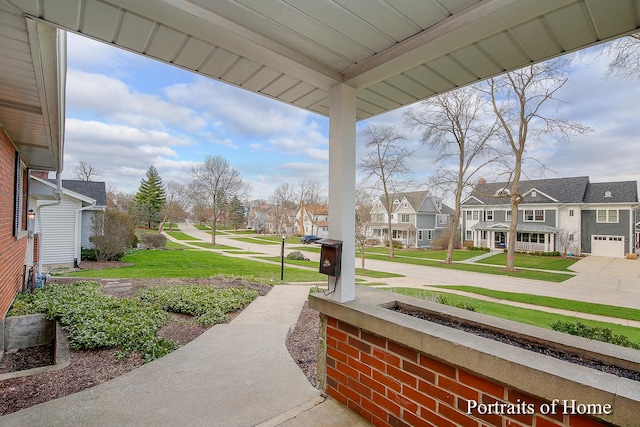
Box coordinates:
[0,2,65,171]
[1,0,639,155]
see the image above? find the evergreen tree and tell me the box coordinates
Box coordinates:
[131,166,166,228]
[228,196,246,230]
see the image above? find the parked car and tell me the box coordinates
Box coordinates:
[300,235,321,244]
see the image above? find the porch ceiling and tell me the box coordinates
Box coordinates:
[1,0,639,171]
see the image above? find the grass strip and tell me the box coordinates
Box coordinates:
[438,286,640,321]
[260,256,404,278]
[477,253,578,271]
[165,231,199,241]
[388,287,640,344]
[365,254,573,282]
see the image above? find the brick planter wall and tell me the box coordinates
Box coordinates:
[310,288,640,427]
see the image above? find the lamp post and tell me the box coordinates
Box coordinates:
[280,230,286,281]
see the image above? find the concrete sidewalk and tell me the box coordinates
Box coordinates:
[1,285,369,427]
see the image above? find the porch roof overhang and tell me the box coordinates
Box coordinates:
[0,4,65,171]
[471,221,558,233]
[2,0,639,129]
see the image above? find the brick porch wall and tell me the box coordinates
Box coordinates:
[0,126,27,319]
[324,316,610,427]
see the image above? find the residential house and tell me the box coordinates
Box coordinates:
[368,190,453,248]
[295,203,329,238]
[30,174,107,268]
[461,176,639,257]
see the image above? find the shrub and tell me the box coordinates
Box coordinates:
[90,210,136,262]
[385,239,403,249]
[81,247,97,261]
[550,320,639,350]
[286,251,309,261]
[138,285,258,326]
[428,294,476,312]
[8,281,177,362]
[140,233,167,249]
[467,246,491,252]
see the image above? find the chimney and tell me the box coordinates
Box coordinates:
[477,177,486,185]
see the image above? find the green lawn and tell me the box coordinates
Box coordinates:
[232,237,281,245]
[364,247,484,261]
[364,253,573,282]
[67,249,327,282]
[389,288,640,344]
[261,257,404,279]
[478,253,578,271]
[165,231,200,241]
[188,242,239,250]
[438,286,640,321]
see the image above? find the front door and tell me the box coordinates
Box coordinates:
[494,232,506,249]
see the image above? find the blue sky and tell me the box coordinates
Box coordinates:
[62,33,640,200]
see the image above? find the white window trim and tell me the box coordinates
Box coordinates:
[523,209,545,222]
[596,209,619,223]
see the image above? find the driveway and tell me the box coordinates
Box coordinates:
[565,255,640,294]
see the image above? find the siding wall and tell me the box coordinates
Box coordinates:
[37,196,80,265]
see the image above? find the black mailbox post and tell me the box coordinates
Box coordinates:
[316,238,342,277]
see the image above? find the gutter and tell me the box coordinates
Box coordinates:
[74,200,99,268]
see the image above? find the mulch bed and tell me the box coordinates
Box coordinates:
[392,305,640,381]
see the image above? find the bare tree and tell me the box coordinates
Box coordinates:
[295,180,325,235]
[556,227,578,258]
[73,161,102,181]
[160,181,189,232]
[355,187,373,269]
[191,155,249,245]
[358,125,414,257]
[106,186,134,212]
[404,86,501,263]
[270,183,296,234]
[484,59,590,271]
[603,33,640,81]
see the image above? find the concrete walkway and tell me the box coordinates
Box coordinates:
[1,285,369,426]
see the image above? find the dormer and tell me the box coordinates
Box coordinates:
[605,191,612,198]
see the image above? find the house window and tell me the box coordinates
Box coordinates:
[465,230,472,240]
[400,214,410,223]
[427,230,433,240]
[437,214,449,225]
[418,230,423,240]
[472,211,479,221]
[466,211,471,220]
[597,209,618,223]
[506,210,512,222]
[403,201,408,208]
[486,210,494,221]
[569,209,574,217]
[524,209,544,222]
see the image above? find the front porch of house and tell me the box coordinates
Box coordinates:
[470,224,557,253]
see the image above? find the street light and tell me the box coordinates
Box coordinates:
[280,230,286,281]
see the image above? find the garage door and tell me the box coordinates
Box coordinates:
[591,235,625,257]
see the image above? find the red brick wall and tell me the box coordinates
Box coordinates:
[324,316,609,427]
[0,126,27,318]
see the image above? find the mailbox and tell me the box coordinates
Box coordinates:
[317,238,342,277]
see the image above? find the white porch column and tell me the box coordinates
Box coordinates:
[328,83,356,303]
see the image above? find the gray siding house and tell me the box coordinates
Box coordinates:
[461,176,638,257]
[368,190,453,248]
